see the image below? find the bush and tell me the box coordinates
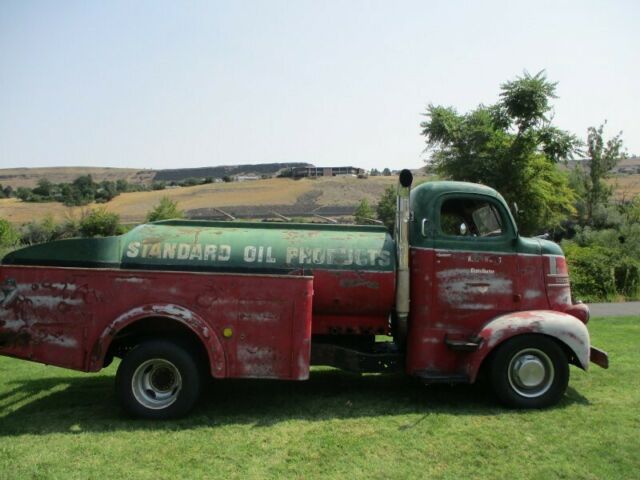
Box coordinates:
[20,215,59,244]
[376,186,396,233]
[0,218,19,248]
[354,199,375,225]
[563,242,640,302]
[146,197,183,223]
[79,208,123,237]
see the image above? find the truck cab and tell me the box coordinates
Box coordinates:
[401,180,605,407]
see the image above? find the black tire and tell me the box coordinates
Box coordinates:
[489,334,569,409]
[115,339,202,419]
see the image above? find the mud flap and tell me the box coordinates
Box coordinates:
[590,346,609,369]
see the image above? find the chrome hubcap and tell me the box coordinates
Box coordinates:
[508,348,554,398]
[132,359,182,410]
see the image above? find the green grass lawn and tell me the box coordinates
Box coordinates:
[0,317,638,480]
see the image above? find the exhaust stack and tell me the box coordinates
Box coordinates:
[394,169,413,346]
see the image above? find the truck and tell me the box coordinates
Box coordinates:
[0,170,608,419]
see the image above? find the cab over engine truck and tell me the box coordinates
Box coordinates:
[0,170,608,419]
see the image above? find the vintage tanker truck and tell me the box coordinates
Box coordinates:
[0,170,608,418]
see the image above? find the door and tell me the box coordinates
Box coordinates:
[431,194,518,333]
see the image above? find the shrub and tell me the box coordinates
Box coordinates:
[146,197,183,223]
[563,242,640,302]
[79,208,123,237]
[0,218,20,248]
[20,215,59,244]
[354,199,375,225]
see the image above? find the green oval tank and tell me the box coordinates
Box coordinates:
[2,220,396,274]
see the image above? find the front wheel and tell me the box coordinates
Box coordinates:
[116,340,202,419]
[490,335,569,409]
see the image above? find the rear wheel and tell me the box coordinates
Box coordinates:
[116,340,202,419]
[490,335,569,409]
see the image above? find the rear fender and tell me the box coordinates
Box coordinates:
[89,303,225,377]
[466,310,590,382]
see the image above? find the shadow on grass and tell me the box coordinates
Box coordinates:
[0,369,591,436]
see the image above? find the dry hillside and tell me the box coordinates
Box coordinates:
[0,167,153,189]
[0,176,399,224]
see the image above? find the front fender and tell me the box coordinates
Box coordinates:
[466,310,590,382]
[88,303,226,377]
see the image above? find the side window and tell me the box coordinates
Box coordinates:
[439,197,504,237]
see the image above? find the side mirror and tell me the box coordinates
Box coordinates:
[511,202,519,216]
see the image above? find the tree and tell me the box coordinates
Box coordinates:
[420,71,580,234]
[354,199,375,225]
[146,197,183,222]
[32,178,54,197]
[79,208,122,237]
[382,168,391,176]
[583,123,625,225]
[376,186,396,232]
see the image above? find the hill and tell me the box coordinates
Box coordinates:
[0,175,399,224]
[0,163,310,190]
[153,163,310,182]
[0,167,153,189]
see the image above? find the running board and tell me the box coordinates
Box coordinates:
[414,371,470,384]
[311,343,404,373]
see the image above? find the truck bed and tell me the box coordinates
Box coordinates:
[0,265,314,380]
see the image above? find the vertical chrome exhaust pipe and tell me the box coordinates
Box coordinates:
[394,169,413,347]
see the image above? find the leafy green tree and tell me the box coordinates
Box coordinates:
[583,123,625,225]
[354,199,375,225]
[382,168,391,176]
[32,178,54,197]
[16,187,33,201]
[376,186,396,232]
[420,71,580,234]
[79,208,122,237]
[146,197,183,222]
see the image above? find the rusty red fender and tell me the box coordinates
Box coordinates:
[465,310,590,382]
[89,303,226,377]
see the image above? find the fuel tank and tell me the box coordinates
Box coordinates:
[2,220,397,333]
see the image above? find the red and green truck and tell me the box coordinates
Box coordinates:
[0,170,608,418]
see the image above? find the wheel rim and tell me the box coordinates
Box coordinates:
[131,358,182,410]
[507,348,554,398]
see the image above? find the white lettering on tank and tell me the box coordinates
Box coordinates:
[312,248,325,264]
[126,242,140,258]
[378,250,391,267]
[147,243,162,258]
[189,244,203,260]
[177,243,191,259]
[218,245,231,261]
[244,246,257,262]
[204,244,217,261]
[286,247,299,263]
[266,246,276,263]
[163,243,177,259]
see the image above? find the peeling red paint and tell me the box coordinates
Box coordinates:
[0,266,313,381]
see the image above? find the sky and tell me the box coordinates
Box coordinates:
[0,0,638,172]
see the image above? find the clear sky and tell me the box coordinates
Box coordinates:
[1,0,638,171]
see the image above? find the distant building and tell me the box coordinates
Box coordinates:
[236,175,260,182]
[292,166,363,178]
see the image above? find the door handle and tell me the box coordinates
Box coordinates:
[421,218,428,237]
[435,252,452,258]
